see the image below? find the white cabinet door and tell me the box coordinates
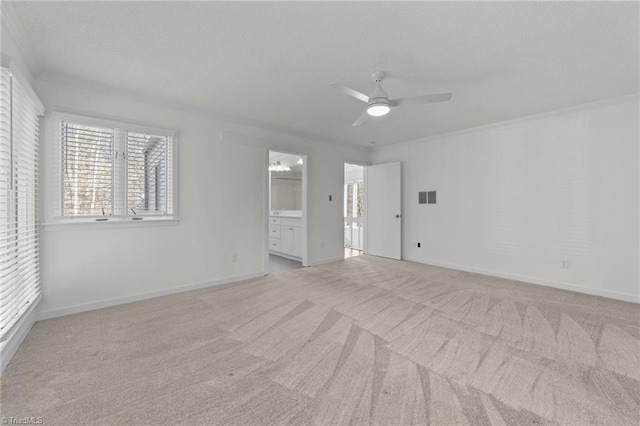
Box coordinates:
[275,218,303,258]
[281,226,295,255]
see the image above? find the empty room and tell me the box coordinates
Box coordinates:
[1,1,638,425]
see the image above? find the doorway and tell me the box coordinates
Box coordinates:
[266,150,308,273]
[344,163,365,258]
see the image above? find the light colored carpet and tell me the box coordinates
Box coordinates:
[2,255,639,425]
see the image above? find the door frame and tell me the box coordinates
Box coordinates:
[264,148,309,274]
[343,161,369,257]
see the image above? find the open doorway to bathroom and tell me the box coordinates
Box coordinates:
[267,150,307,273]
[344,163,364,258]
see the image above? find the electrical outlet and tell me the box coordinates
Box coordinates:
[560,259,569,269]
[232,253,238,263]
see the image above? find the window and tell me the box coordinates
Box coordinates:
[344,181,363,218]
[0,66,44,339]
[46,113,177,224]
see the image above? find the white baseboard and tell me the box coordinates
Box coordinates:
[37,271,266,321]
[1,296,40,374]
[308,256,345,266]
[404,256,640,304]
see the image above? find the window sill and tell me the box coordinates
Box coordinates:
[42,217,180,231]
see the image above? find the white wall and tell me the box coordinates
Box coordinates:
[372,97,639,302]
[0,25,34,84]
[35,79,369,316]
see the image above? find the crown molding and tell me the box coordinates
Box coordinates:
[35,70,371,154]
[0,1,41,78]
[373,92,640,153]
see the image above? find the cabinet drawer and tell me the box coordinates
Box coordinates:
[281,218,302,228]
[269,224,281,239]
[269,238,281,251]
[269,217,281,225]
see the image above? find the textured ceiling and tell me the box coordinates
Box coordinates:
[8,1,640,147]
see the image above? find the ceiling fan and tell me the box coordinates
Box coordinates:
[329,71,452,127]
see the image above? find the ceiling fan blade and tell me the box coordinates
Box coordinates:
[389,92,452,107]
[329,83,369,103]
[351,111,369,127]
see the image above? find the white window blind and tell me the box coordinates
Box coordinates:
[47,113,177,224]
[0,66,44,340]
[61,122,114,216]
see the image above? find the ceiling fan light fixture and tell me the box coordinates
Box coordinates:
[330,71,452,126]
[367,102,390,117]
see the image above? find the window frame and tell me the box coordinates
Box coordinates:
[43,111,179,230]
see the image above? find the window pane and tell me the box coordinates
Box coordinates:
[62,121,113,216]
[356,181,364,218]
[346,183,354,218]
[127,132,168,215]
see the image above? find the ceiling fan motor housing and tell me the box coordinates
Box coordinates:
[369,85,388,104]
[368,96,390,107]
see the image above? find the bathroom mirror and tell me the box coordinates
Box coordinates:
[269,152,303,212]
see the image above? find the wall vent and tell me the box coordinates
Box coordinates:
[418,192,427,204]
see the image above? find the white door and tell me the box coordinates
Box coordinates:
[366,162,401,260]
